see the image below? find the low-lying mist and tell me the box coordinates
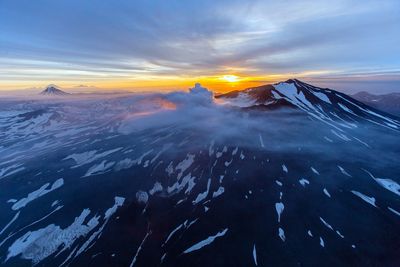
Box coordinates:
[1,85,398,166]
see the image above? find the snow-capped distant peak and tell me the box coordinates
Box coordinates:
[40,85,70,96]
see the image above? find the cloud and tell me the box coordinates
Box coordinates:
[0,0,399,90]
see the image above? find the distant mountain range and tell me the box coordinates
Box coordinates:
[352,91,400,116]
[36,83,400,118]
[40,84,70,96]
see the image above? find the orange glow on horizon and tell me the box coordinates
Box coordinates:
[102,74,283,93]
[0,71,326,93]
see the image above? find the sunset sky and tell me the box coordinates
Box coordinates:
[1,0,400,93]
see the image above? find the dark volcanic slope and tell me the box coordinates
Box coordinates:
[352,91,400,116]
[217,79,400,131]
[0,81,399,267]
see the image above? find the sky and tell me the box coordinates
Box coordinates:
[1,0,400,94]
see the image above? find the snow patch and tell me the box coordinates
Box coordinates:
[299,178,310,187]
[12,178,64,210]
[253,244,258,266]
[183,228,228,254]
[83,161,114,177]
[351,190,377,207]
[282,164,288,173]
[278,228,285,242]
[323,188,331,198]
[311,167,320,175]
[212,186,225,198]
[275,202,285,223]
[338,165,352,177]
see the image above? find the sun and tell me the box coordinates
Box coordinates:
[222,75,239,83]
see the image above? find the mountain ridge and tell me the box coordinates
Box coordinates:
[352,91,400,116]
[216,79,400,131]
[39,85,70,96]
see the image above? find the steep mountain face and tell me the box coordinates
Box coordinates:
[217,79,400,131]
[39,85,70,96]
[352,91,400,116]
[0,82,399,267]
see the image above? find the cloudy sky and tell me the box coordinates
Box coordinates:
[1,0,400,93]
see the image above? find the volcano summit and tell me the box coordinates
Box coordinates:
[39,85,70,96]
